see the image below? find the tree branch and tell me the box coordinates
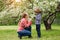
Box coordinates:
[50,13,56,25]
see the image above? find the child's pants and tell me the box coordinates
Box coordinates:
[36,24,41,37]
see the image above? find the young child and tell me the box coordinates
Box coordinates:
[34,7,42,38]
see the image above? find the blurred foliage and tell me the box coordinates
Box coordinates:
[53,12,60,24]
[0,0,5,12]
[0,0,60,25]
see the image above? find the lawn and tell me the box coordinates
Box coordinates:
[0,24,60,40]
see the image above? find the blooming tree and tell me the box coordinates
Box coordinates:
[0,0,60,29]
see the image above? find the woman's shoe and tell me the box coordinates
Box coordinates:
[18,36,22,39]
[28,36,32,38]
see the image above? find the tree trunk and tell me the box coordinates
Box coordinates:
[43,19,51,30]
[43,11,56,30]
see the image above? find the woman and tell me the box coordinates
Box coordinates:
[34,8,42,38]
[17,12,32,39]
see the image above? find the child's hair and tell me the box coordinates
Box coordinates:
[34,7,41,13]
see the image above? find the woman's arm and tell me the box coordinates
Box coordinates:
[23,19,32,27]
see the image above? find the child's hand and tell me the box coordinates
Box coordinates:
[34,17,36,19]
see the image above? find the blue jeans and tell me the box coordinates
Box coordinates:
[36,24,41,37]
[17,30,31,36]
[25,26,31,37]
[24,26,31,33]
[17,26,31,37]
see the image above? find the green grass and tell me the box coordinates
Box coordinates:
[0,24,60,40]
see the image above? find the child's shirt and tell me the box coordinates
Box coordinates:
[35,13,41,24]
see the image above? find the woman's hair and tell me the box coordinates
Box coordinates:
[22,12,28,18]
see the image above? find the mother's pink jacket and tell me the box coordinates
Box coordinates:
[17,18,32,32]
